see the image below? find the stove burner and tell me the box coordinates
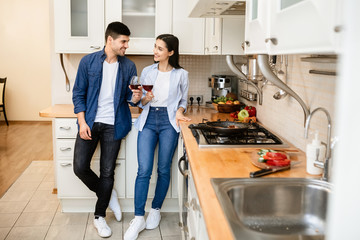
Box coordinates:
[189,122,287,148]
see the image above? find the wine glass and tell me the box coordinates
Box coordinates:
[129,76,141,90]
[143,76,157,102]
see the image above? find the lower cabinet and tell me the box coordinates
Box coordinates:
[187,165,209,240]
[53,118,180,212]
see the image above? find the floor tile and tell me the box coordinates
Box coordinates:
[0,228,11,240]
[6,226,48,240]
[0,190,35,202]
[37,181,55,191]
[23,165,51,175]
[0,201,28,214]
[0,213,20,228]
[31,190,58,201]
[162,236,182,240]
[23,200,59,213]
[52,212,89,226]
[15,212,55,227]
[45,224,86,240]
[5,181,40,193]
[15,173,45,183]
[159,212,181,237]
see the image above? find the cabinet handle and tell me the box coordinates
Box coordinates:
[213,46,218,50]
[183,226,189,233]
[178,156,188,177]
[90,46,101,49]
[184,201,190,209]
[60,126,71,130]
[60,147,72,151]
[60,163,72,167]
[265,38,278,45]
[115,163,121,167]
[244,41,250,47]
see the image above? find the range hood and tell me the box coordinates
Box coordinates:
[188,0,245,18]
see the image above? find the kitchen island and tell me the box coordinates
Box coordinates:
[40,104,310,240]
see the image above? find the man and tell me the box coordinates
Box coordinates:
[72,22,142,238]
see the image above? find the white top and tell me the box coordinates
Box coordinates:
[94,61,118,125]
[151,70,171,107]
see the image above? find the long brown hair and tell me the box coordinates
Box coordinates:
[156,34,182,69]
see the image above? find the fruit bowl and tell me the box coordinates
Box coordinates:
[213,103,244,113]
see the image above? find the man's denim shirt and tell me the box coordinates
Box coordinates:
[72,49,137,140]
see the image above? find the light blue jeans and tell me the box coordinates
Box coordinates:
[134,107,179,216]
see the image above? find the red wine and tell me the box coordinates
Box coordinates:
[130,84,141,90]
[142,85,153,91]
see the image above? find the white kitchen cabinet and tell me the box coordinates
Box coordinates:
[54,0,172,54]
[244,0,342,55]
[54,0,105,53]
[222,17,246,55]
[173,0,205,55]
[204,18,222,55]
[244,0,269,54]
[106,0,172,54]
[186,165,209,240]
[268,0,340,54]
[125,125,181,199]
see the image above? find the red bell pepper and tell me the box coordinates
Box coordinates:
[244,106,256,117]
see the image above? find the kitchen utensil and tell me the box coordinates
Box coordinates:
[188,120,250,134]
[213,103,244,113]
[249,150,300,177]
[273,55,288,100]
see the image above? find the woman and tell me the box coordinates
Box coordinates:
[124,34,191,240]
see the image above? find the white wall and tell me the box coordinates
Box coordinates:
[0,0,51,121]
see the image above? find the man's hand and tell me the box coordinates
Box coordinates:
[79,122,92,140]
[130,86,142,104]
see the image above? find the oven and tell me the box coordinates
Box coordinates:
[177,144,189,240]
[189,120,289,148]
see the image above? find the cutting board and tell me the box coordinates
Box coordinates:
[250,150,300,170]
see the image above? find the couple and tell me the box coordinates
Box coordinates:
[72,21,191,239]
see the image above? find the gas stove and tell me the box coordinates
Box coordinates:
[189,121,289,148]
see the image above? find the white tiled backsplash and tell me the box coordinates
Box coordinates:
[55,54,336,151]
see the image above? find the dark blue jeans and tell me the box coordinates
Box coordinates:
[134,107,179,216]
[73,122,121,217]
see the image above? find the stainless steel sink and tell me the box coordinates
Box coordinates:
[211,178,332,240]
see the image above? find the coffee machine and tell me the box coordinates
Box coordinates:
[208,75,238,102]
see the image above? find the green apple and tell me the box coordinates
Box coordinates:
[238,109,249,121]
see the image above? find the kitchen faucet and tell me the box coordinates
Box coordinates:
[304,107,332,181]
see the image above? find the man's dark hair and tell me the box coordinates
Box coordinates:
[105,22,131,42]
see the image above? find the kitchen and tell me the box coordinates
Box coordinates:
[0,0,359,239]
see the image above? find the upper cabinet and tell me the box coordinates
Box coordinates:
[244,0,343,55]
[54,0,105,53]
[54,0,172,54]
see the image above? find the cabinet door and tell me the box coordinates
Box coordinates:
[205,18,222,55]
[55,118,78,139]
[57,160,125,198]
[107,0,172,54]
[173,0,205,55]
[244,0,269,54]
[268,0,338,54]
[222,17,246,55]
[54,0,104,53]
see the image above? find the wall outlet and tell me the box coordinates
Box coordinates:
[188,95,203,105]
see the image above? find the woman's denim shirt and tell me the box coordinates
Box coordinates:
[72,49,137,140]
[134,63,189,133]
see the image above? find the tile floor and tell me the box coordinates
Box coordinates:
[0,161,181,240]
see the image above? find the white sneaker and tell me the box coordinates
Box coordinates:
[94,217,112,238]
[146,208,161,229]
[109,189,122,221]
[124,216,146,240]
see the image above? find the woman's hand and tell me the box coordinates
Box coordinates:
[129,86,143,104]
[141,91,154,105]
[176,108,191,126]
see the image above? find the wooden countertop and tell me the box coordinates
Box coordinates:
[39,104,142,118]
[180,105,313,240]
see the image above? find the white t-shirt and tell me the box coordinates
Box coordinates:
[151,70,171,107]
[94,61,118,125]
